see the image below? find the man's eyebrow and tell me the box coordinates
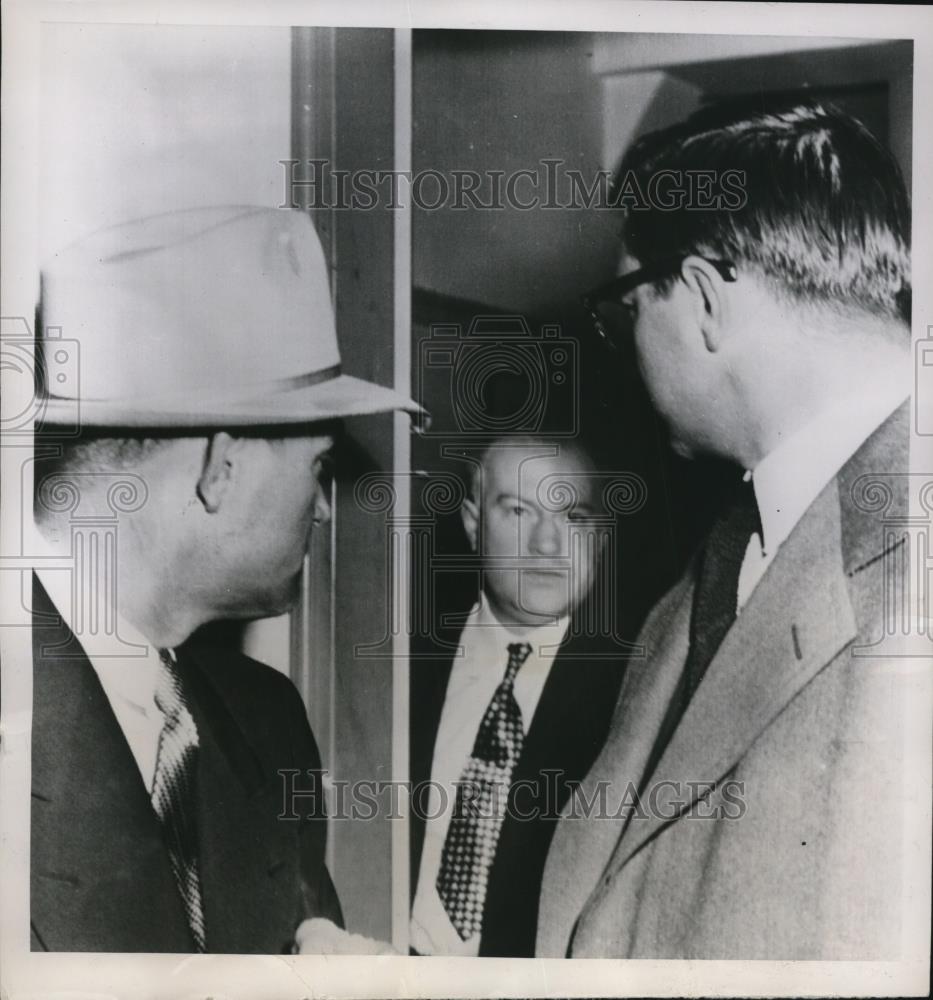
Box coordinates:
[566,500,601,518]
[493,492,525,505]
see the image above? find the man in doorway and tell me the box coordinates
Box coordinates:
[410,435,627,956]
[30,206,419,953]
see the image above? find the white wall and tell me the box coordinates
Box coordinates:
[40,23,292,258]
[39,22,294,673]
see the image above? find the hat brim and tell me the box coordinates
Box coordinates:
[38,374,425,429]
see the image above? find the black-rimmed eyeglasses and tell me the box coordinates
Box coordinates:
[582,256,737,352]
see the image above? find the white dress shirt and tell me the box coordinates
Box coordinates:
[410,598,569,956]
[738,391,908,610]
[33,546,165,793]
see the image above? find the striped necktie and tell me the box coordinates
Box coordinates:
[437,640,532,940]
[151,649,207,952]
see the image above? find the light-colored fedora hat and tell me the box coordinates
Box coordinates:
[39,205,422,427]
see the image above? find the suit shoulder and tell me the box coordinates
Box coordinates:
[184,643,304,711]
[183,643,324,770]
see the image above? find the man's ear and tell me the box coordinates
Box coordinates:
[680,255,728,352]
[196,431,247,513]
[461,496,480,552]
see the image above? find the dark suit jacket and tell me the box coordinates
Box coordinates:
[410,596,628,957]
[31,576,342,953]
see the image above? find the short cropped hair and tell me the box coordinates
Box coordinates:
[613,100,910,323]
[32,433,175,522]
[32,422,343,522]
[466,434,598,506]
[43,435,173,474]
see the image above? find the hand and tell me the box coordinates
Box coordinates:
[294,917,399,955]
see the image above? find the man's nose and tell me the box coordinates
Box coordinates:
[529,513,564,555]
[312,488,331,526]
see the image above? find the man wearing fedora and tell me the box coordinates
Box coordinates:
[30,206,419,953]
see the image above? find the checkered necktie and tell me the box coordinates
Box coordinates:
[437,641,532,940]
[151,649,207,952]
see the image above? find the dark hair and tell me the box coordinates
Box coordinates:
[613,100,910,323]
[32,433,175,522]
[32,421,342,522]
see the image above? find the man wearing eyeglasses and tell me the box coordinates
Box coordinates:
[536,101,917,959]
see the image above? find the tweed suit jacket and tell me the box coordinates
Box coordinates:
[537,403,917,959]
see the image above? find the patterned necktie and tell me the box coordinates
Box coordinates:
[151,649,207,952]
[437,640,532,940]
[642,477,762,789]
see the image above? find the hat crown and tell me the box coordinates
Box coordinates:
[41,206,340,406]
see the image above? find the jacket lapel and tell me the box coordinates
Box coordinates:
[408,598,471,894]
[543,403,907,957]
[536,574,694,956]
[600,472,858,880]
[181,646,299,952]
[480,627,628,956]
[31,576,192,952]
[514,625,629,788]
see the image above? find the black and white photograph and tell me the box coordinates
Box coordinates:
[1,2,931,997]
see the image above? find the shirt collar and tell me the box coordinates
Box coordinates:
[31,520,162,714]
[470,595,569,656]
[749,390,908,557]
